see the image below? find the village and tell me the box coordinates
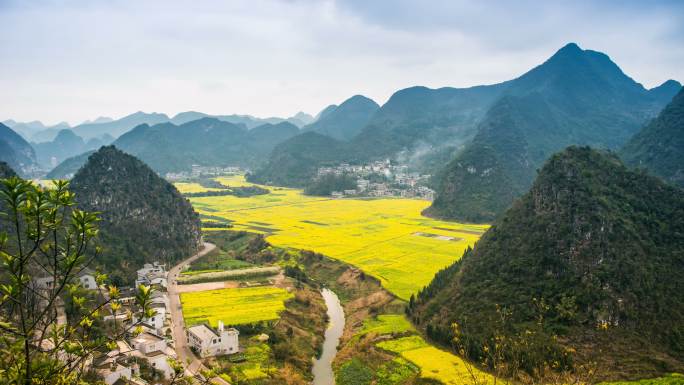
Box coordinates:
[165,165,243,181]
[34,256,240,385]
[317,159,436,200]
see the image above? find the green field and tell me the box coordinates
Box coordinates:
[180,287,293,327]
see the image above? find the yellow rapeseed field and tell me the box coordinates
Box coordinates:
[175,182,223,194]
[377,336,495,385]
[180,286,293,327]
[180,175,488,300]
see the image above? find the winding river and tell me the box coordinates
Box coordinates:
[312,288,345,385]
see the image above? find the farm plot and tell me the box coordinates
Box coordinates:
[180,286,293,327]
[377,336,494,385]
[180,175,488,300]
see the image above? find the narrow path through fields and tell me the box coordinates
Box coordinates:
[167,242,218,379]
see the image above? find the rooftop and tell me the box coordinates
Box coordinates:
[188,324,219,340]
[132,332,164,345]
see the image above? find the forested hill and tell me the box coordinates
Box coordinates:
[0,161,16,179]
[621,87,684,187]
[425,43,681,222]
[49,118,301,176]
[302,95,379,141]
[46,150,95,179]
[412,146,684,380]
[253,43,680,191]
[248,132,348,187]
[70,146,201,284]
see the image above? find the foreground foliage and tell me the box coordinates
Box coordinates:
[0,177,160,384]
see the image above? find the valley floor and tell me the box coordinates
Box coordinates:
[178,175,488,300]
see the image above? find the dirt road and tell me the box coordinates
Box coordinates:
[167,242,216,377]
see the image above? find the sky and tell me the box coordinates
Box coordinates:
[1,0,683,126]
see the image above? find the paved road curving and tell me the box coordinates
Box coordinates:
[167,242,217,378]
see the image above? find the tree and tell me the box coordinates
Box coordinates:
[0,177,167,384]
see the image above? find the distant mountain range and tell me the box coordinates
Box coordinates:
[252,43,680,194]
[5,110,316,144]
[32,129,112,169]
[169,111,314,129]
[0,122,38,176]
[2,119,71,142]
[424,43,681,222]
[621,87,684,187]
[49,118,302,177]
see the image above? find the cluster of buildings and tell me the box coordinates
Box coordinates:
[320,160,436,201]
[165,165,243,181]
[34,260,240,385]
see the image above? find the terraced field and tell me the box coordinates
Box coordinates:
[179,175,488,300]
[180,286,293,327]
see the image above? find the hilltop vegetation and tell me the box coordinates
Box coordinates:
[113,118,300,174]
[427,43,681,222]
[45,150,95,179]
[50,118,301,176]
[302,95,379,141]
[412,147,684,380]
[622,88,684,187]
[248,132,348,187]
[70,146,201,283]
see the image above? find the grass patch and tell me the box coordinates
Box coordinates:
[359,314,415,337]
[180,286,293,327]
[177,266,280,284]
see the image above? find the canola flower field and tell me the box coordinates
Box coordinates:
[180,286,293,327]
[177,175,488,300]
[377,335,494,385]
[353,314,495,385]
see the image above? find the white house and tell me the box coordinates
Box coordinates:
[130,332,166,355]
[128,332,175,379]
[33,268,97,291]
[187,321,239,357]
[77,268,98,290]
[136,262,166,278]
[135,262,168,288]
[94,341,139,385]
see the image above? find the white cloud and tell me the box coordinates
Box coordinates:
[0,0,682,125]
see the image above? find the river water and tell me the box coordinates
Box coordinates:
[312,288,345,385]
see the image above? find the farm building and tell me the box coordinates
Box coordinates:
[187,321,239,357]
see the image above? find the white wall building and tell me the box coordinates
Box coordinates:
[77,268,98,290]
[129,332,176,380]
[187,321,239,357]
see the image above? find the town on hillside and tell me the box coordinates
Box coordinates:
[34,260,240,385]
[317,160,435,200]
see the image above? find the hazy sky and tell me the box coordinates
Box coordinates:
[1,0,683,125]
